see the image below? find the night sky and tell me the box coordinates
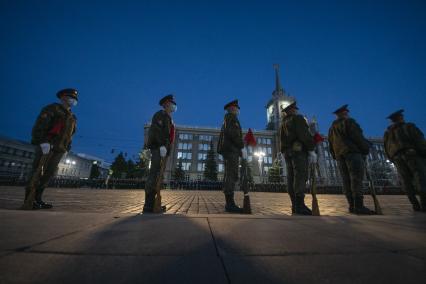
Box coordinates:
[1,0,425,162]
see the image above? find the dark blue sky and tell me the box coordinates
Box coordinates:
[1,0,425,162]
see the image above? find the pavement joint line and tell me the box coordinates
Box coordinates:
[6,250,209,257]
[8,217,122,254]
[206,217,232,284]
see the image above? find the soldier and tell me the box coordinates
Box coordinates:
[384,109,426,212]
[328,104,374,214]
[143,94,177,213]
[24,88,78,209]
[217,100,247,213]
[280,102,317,215]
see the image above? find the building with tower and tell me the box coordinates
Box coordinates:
[143,65,398,186]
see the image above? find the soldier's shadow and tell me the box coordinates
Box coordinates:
[21,213,426,284]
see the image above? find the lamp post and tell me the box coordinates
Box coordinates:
[254,151,265,183]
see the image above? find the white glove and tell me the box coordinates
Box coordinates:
[40,143,51,155]
[308,151,317,164]
[159,146,167,158]
[241,148,248,159]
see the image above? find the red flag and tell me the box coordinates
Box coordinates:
[244,128,257,146]
[313,132,324,144]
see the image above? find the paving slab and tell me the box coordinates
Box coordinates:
[0,253,227,284]
[223,253,426,284]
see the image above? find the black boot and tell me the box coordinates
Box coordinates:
[35,187,52,209]
[294,196,312,215]
[408,195,421,212]
[225,193,243,213]
[420,194,426,212]
[35,200,53,209]
[345,194,355,213]
[142,192,154,213]
[354,196,375,215]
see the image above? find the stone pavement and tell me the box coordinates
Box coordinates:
[0,186,420,216]
[0,187,425,284]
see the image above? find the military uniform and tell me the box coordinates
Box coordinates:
[280,102,315,214]
[25,89,78,209]
[143,95,176,213]
[217,100,244,213]
[328,104,373,214]
[384,110,426,211]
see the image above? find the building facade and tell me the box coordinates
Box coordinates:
[143,65,399,186]
[0,135,109,180]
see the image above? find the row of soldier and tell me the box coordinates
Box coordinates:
[22,89,426,215]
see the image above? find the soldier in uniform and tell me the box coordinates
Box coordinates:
[217,100,247,213]
[280,102,317,215]
[328,104,374,214]
[25,88,78,209]
[384,109,426,212]
[143,94,177,213]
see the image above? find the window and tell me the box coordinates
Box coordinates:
[178,143,192,150]
[177,152,192,160]
[268,157,273,164]
[218,164,224,172]
[182,162,191,171]
[197,163,206,171]
[198,153,207,160]
[218,155,223,161]
[267,147,272,155]
[198,144,210,151]
[179,133,193,140]
[199,135,213,141]
[266,138,272,145]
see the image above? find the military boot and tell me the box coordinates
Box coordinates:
[294,196,312,215]
[225,193,243,213]
[35,187,53,209]
[420,194,426,212]
[142,192,154,213]
[354,196,375,215]
[408,194,421,212]
[345,194,355,213]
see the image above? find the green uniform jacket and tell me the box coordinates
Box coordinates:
[328,117,370,159]
[384,122,426,160]
[280,114,315,154]
[31,103,77,153]
[217,113,244,155]
[146,110,174,154]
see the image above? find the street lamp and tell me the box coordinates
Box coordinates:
[254,151,265,182]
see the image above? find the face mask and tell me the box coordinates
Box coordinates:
[170,104,177,113]
[67,98,78,107]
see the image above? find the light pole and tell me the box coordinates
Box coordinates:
[254,151,265,183]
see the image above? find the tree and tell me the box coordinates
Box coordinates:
[173,159,186,181]
[203,141,218,181]
[90,163,101,179]
[268,160,281,183]
[110,152,128,178]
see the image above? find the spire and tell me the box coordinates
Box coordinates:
[273,64,283,92]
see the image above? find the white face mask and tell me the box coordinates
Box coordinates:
[170,104,177,113]
[67,98,78,107]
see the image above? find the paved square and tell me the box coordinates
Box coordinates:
[1,187,425,284]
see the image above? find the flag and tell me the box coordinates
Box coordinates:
[244,128,257,146]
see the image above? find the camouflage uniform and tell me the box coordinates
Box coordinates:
[280,113,315,213]
[328,117,371,213]
[384,122,426,211]
[218,111,244,212]
[27,103,77,205]
[144,110,174,211]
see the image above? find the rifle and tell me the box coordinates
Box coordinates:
[365,164,383,215]
[153,157,167,213]
[241,153,251,214]
[309,162,320,216]
[21,153,51,210]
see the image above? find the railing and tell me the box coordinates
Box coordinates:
[0,176,404,194]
